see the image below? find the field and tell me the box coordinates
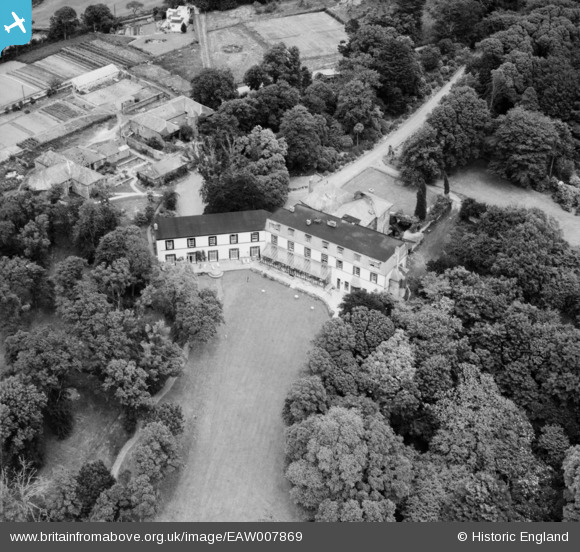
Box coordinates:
[155,45,205,84]
[0,62,41,107]
[130,27,196,57]
[32,0,161,28]
[248,11,346,68]
[130,63,192,95]
[156,271,329,521]
[207,9,347,82]
[448,162,580,247]
[207,26,266,83]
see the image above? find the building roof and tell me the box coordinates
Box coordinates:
[62,146,106,167]
[138,155,187,181]
[156,210,271,241]
[342,167,437,215]
[27,160,104,191]
[91,139,129,157]
[36,150,69,168]
[334,193,393,228]
[270,204,405,262]
[71,64,119,89]
[301,181,351,213]
[130,96,213,136]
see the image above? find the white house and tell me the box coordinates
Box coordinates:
[165,5,191,32]
[155,210,271,263]
[263,204,408,295]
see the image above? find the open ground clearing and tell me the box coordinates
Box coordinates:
[175,171,204,216]
[39,381,128,478]
[448,162,580,247]
[130,29,196,57]
[131,63,192,95]
[206,1,336,32]
[207,8,346,82]
[156,271,329,521]
[248,11,346,67]
[156,44,204,83]
[207,26,266,83]
[0,62,41,106]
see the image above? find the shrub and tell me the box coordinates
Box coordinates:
[438,38,456,57]
[420,46,442,72]
[552,180,580,213]
[429,195,453,221]
[146,137,164,151]
[316,147,339,172]
[459,197,487,221]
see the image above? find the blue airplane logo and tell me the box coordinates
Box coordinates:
[1,1,32,57]
[5,12,26,34]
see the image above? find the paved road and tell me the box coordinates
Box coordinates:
[315,67,465,191]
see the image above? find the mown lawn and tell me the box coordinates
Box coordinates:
[448,161,580,246]
[155,270,329,521]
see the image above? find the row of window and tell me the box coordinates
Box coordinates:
[166,246,261,263]
[270,223,364,262]
[272,237,378,283]
[165,232,260,250]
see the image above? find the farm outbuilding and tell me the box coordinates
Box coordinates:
[128,95,213,143]
[27,160,106,199]
[137,154,188,186]
[71,64,120,93]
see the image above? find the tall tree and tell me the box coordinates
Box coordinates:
[231,126,289,209]
[0,377,47,468]
[49,6,79,40]
[427,86,491,169]
[489,107,575,190]
[83,4,116,33]
[400,124,444,186]
[414,181,427,220]
[191,68,237,110]
[279,105,322,170]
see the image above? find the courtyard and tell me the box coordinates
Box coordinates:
[155,270,329,521]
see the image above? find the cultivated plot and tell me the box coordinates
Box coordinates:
[156,271,329,522]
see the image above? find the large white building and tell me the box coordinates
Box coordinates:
[263,204,408,295]
[165,5,192,32]
[155,205,409,297]
[155,210,271,263]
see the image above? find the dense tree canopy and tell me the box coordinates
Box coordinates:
[191,68,237,110]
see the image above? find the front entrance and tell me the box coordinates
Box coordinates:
[336,278,341,289]
[250,246,260,259]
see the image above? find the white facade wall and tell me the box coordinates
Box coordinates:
[157,229,266,263]
[265,220,407,294]
[166,6,191,32]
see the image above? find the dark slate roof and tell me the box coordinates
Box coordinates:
[270,204,405,262]
[155,210,271,240]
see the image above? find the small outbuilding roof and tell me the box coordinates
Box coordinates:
[71,64,120,89]
[138,155,187,181]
